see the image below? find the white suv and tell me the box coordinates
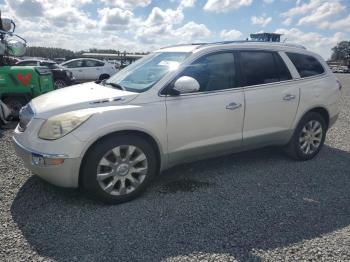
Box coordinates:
[13,42,341,204]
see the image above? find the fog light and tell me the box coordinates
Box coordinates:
[32,154,45,166]
[31,154,65,166]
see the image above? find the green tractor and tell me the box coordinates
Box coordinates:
[0,14,54,117]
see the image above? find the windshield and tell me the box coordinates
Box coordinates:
[105,52,189,93]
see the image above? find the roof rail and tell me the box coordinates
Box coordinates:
[160,40,306,50]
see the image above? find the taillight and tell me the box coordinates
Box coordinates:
[336,79,342,90]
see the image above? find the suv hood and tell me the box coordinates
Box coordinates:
[30,82,139,118]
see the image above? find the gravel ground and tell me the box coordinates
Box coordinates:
[1,74,350,262]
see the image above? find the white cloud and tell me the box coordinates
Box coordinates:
[282,0,322,18]
[275,28,346,59]
[263,0,274,4]
[98,7,133,31]
[320,15,350,31]
[204,0,253,13]
[220,29,242,40]
[251,15,272,27]
[297,1,345,26]
[134,7,210,44]
[179,0,196,9]
[174,21,211,42]
[6,0,44,17]
[100,0,151,9]
[282,17,292,26]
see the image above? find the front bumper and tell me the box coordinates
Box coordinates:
[12,136,80,188]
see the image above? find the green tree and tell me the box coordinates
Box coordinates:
[331,41,350,66]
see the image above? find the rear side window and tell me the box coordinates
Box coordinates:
[286,52,324,78]
[239,51,283,87]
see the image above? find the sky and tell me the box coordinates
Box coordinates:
[0,0,349,59]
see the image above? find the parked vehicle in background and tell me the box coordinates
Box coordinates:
[331,66,349,73]
[338,66,349,73]
[0,15,55,117]
[16,60,75,89]
[13,41,341,204]
[0,100,11,126]
[61,58,117,82]
[54,57,66,64]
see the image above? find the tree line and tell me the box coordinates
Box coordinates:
[331,41,350,67]
[25,46,149,60]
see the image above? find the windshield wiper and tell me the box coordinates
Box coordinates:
[102,80,125,91]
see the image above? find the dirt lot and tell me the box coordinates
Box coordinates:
[1,74,350,262]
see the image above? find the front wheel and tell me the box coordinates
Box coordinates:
[81,135,157,204]
[284,112,327,161]
[3,96,27,118]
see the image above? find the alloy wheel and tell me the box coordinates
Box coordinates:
[299,120,323,155]
[96,145,148,196]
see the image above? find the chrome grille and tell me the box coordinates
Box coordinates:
[18,104,34,132]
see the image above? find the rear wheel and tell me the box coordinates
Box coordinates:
[81,134,157,204]
[3,96,27,118]
[284,112,327,160]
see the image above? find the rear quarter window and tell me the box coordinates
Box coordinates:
[286,52,325,78]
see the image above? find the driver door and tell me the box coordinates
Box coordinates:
[165,52,245,165]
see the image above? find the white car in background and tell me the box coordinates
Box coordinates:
[61,58,117,82]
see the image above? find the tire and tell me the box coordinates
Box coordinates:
[284,112,327,161]
[99,74,110,81]
[3,96,27,119]
[81,134,158,204]
[54,79,67,89]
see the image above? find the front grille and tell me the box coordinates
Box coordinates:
[18,104,34,132]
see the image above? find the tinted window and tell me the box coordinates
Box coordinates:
[178,52,236,92]
[40,62,59,69]
[286,52,324,78]
[84,60,103,67]
[240,51,280,86]
[18,61,38,66]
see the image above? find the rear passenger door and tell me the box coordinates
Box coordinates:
[83,60,104,81]
[239,50,299,148]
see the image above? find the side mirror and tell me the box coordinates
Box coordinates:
[173,76,200,94]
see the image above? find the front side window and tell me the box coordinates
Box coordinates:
[240,51,280,87]
[286,52,325,78]
[176,52,237,92]
[64,60,83,68]
[105,52,189,93]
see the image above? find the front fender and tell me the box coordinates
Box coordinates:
[72,102,168,170]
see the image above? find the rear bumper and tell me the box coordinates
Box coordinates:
[12,136,80,188]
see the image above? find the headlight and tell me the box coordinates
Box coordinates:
[38,111,92,140]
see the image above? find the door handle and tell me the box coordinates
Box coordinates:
[226,102,242,110]
[283,94,296,101]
